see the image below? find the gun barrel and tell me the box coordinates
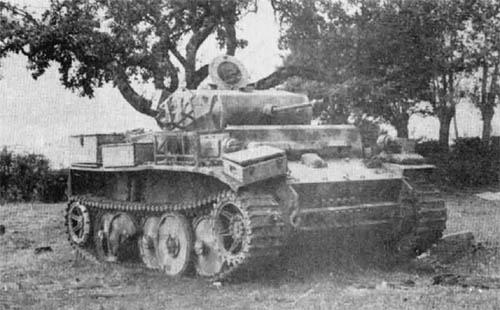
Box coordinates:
[268,102,312,114]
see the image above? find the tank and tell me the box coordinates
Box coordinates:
[65,55,447,279]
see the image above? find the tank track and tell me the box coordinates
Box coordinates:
[396,183,447,257]
[211,191,286,280]
[65,190,286,280]
[412,189,447,253]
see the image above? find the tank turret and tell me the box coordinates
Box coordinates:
[156,55,313,131]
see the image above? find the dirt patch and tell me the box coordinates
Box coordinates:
[432,273,500,289]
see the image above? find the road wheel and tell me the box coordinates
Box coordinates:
[157,212,193,277]
[138,217,160,269]
[193,215,225,277]
[94,212,116,262]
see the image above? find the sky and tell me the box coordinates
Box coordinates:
[1,0,499,168]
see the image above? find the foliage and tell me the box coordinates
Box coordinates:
[270,0,496,145]
[465,0,500,143]
[415,140,447,158]
[268,0,437,137]
[416,138,500,187]
[448,137,499,187]
[0,0,255,117]
[0,147,66,203]
[351,114,381,148]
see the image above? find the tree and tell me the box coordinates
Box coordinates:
[271,0,487,148]
[0,0,255,118]
[466,0,500,144]
[409,0,473,148]
[269,0,438,138]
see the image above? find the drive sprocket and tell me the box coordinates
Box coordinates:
[193,190,286,280]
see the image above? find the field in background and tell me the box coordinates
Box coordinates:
[1,192,500,310]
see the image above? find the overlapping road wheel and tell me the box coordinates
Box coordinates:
[157,212,193,276]
[94,212,138,263]
[138,217,160,269]
[66,201,91,246]
[94,213,117,262]
[193,215,225,277]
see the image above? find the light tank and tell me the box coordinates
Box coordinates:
[65,55,447,279]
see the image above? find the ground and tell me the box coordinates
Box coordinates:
[1,192,500,310]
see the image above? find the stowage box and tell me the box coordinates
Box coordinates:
[101,143,154,167]
[222,146,287,185]
[69,134,124,165]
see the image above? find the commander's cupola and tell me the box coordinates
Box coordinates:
[209,55,250,90]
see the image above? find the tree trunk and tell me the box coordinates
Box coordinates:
[437,108,455,149]
[393,113,409,139]
[481,105,494,145]
[481,60,499,145]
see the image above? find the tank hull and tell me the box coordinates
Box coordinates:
[66,158,446,279]
[65,61,447,279]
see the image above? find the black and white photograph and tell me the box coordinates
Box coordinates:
[1,0,500,309]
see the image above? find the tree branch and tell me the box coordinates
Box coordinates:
[0,2,39,25]
[111,63,157,117]
[191,64,209,89]
[222,2,237,56]
[169,46,187,67]
[224,19,237,56]
[185,16,217,88]
[252,65,327,89]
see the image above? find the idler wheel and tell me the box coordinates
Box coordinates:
[138,217,160,269]
[157,212,193,277]
[66,201,91,246]
[193,215,225,277]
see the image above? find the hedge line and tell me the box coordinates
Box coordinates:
[415,137,500,187]
[0,147,67,203]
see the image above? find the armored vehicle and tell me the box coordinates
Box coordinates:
[66,56,446,279]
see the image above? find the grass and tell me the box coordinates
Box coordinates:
[1,192,500,310]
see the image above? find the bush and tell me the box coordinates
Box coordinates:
[0,147,67,203]
[415,140,447,158]
[447,137,499,187]
[41,170,68,203]
[416,138,500,188]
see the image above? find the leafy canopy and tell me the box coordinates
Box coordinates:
[0,0,255,116]
[270,0,474,139]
